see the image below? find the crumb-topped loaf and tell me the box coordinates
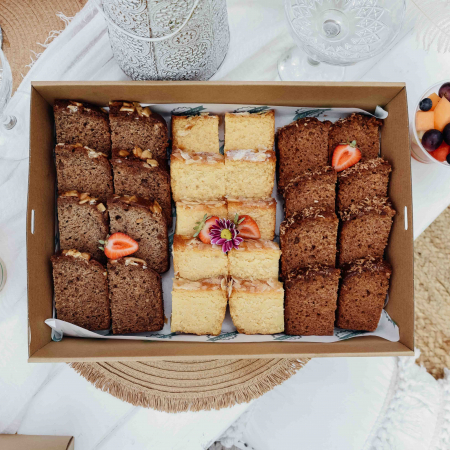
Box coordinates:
[108,257,164,334]
[176,200,227,236]
[54,100,111,155]
[51,250,110,331]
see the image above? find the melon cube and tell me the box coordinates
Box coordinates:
[434,96,450,131]
[416,111,434,132]
[428,93,440,111]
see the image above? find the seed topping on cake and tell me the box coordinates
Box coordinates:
[173,276,228,291]
[339,197,395,221]
[60,190,104,208]
[61,249,91,261]
[230,277,283,294]
[175,149,223,164]
[338,157,391,178]
[226,149,275,162]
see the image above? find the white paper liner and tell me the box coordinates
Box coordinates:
[46,103,399,344]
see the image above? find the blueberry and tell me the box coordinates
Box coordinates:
[447,153,450,164]
[419,98,433,111]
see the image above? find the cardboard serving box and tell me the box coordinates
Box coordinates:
[0,435,74,450]
[27,81,414,362]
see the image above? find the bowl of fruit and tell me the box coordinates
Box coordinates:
[412,80,450,165]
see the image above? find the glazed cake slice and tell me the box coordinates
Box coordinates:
[229,278,284,335]
[338,197,396,266]
[224,110,275,152]
[108,195,169,273]
[109,101,168,159]
[228,240,281,280]
[170,150,225,201]
[284,266,340,336]
[338,158,392,211]
[54,100,111,155]
[171,277,228,335]
[173,235,228,281]
[336,258,392,331]
[55,143,113,200]
[172,114,219,153]
[227,198,276,240]
[280,207,338,277]
[276,117,332,192]
[175,200,227,237]
[111,146,172,227]
[57,191,108,262]
[283,167,337,218]
[51,249,110,330]
[108,257,164,334]
[328,113,383,161]
[225,150,276,199]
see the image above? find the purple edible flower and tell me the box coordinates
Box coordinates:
[209,218,243,253]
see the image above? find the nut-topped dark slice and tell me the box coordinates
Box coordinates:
[109,101,169,160]
[55,143,113,201]
[54,100,111,155]
[108,257,164,334]
[51,249,110,331]
[107,194,169,273]
[57,191,109,262]
[111,146,172,227]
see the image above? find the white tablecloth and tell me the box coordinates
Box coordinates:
[1,1,450,449]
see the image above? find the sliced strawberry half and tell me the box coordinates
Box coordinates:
[101,233,139,259]
[331,140,362,172]
[235,215,260,240]
[194,215,219,244]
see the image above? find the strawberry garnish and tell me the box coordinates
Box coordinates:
[234,214,260,240]
[193,214,219,244]
[100,233,139,259]
[331,140,362,172]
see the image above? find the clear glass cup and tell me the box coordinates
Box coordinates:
[411,80,450,166]
[0,47,17,130]
[278,0,406,81]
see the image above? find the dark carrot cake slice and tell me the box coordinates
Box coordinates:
[338,197,396,266]
[109,101,168,160]
[283,166,337,218]
[337,158,391,211]
[108,257,164,334]
[328,113,383,161]
[276,117,332,192]
[285,266,340,336]
[51,249,110,330]
[280,207,338,277]
[336,258,392,331]
[54,100,111,155]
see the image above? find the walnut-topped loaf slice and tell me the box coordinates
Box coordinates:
[328,113,383,161]
[57,191,109,262]
[111,146,172,227]
[172,114,220,153]
[109,101,168,159]
[284,266,340,336]
[338,197,396,266]
[107,194,169,273]
[280,207,338,277]
[54,100,111,155]
[337,158,391,211]
[283,166,337,218]
[336,258,392,332]
[51,249,110,331]
[276,117,332,192]
[55,143,113,200]
[108,257,164,334]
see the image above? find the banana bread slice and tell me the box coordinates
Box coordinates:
[109,101,168,160]
[284,266,340,336]
[276,117,332,192]
[280,207,338,277]
[54,100,111,155]
[111,147,172,227]
[51,249,110,331]
[57,192,108,262]
[108,257,164,334]
[107,195,169,273]
[338,197,396,266]
[328,113,383,161]
[55,143,113,200]
[283,167,337,218]
[337,158,391,211]
[336,258,392,331]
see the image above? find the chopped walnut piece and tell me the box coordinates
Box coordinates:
[132,146,143,158]
[97,203,106,213]
[141,150,153,159]
[141,107,151,117]
[118,150,130,157]
[147,159,159,167]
